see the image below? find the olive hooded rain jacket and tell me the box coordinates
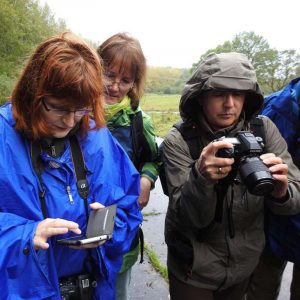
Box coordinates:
[164,52,300,290]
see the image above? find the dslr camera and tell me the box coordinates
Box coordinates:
[216,131,275,196]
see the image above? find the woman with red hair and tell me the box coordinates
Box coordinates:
[0,32,142,299]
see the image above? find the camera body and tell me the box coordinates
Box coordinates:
[60,274,95,300]
[216,131,275,196]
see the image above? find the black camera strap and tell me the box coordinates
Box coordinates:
[30,140,48,218]
[215,170,237,222]
[69,135,89,219]
[30,135,89,220]
[31,136,100,286]
[215,117,266,238]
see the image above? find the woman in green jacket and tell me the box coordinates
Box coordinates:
[97,32,159,300]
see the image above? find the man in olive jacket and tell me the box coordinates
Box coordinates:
[163,52,300,300]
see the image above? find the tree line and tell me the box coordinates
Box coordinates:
[192,31,300,95]
[146,32,300,96]
[0,0,67,102]
[0,0,299,102]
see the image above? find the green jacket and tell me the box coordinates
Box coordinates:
[107,104,158,186]
[106,102,158,272]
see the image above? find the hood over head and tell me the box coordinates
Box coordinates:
[180,52,264,123]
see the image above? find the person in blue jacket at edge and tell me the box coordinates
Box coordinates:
[247,77,300,300]
[97,33,159,300]
[0,32,142,299]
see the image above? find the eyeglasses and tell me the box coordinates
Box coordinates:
[103,73,134,90]
[42,99,93,117]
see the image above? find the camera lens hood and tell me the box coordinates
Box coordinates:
[246,172,275,196]
[239,157,275,196]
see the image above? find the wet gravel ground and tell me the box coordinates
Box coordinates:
[129,179,169,299]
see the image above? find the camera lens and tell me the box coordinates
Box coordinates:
[239,157,275,196]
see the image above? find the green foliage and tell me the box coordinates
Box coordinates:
[0,0,67,100]
[0,74,15,104]
[146,66,190,95]
[191,31,300,94]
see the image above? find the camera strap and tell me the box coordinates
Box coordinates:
[215,171,237,239]
[30,140,48,218]
[31,137,100,283]
[69,135,89,219]
[215,117,266,238]
[215,170,237,222]
[30,135,89,220]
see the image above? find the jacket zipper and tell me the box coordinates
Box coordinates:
[66,185,74,205]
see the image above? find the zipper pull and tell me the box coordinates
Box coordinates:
[66,186,74,205]
[51,145,56,157]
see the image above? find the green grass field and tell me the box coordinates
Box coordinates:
[140,93,180,112]
[141,93,181,137]
[148,112,181,138]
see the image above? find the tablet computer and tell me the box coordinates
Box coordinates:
[57,204,117,246]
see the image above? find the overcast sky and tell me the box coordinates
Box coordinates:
[39,0,300,68]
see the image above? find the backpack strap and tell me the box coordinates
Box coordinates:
[128,226,145,263]
[159,120,201,196]
[173,120,201,160]
[173,117,266,161]
[129,111,155,261]
[130,111,153,171]
[249,117,265,146]
[172,121,235,232]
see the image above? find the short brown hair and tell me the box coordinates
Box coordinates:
[97,32,146,109]
[12,32,105,139]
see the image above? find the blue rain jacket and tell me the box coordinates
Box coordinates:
[262,77,300,158]
[0,103,142,299]
[261,78,300,265]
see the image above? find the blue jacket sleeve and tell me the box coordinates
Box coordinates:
[0,212,58,298]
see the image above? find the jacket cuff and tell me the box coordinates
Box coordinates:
[268,191,289,204]
[140,172,156,189]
